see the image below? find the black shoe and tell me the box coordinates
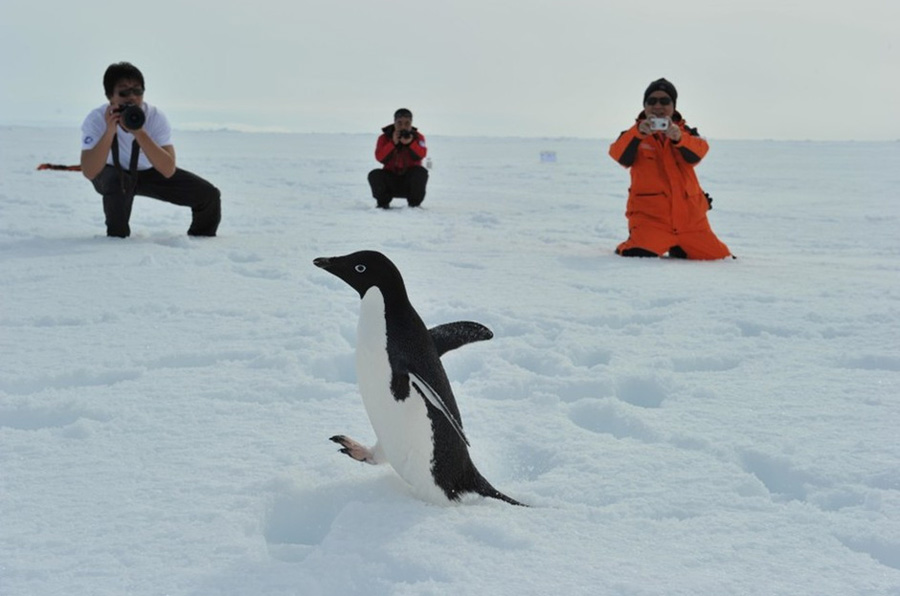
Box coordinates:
[619,247,659,258]
[668,246,687,259]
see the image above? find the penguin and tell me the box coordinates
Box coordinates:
[313,250,525,506]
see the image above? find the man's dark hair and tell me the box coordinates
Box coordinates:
[103,62,145,98]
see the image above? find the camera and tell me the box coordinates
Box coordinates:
[649,117,669,131]
[399,129,413,139]
[115,104,146,130]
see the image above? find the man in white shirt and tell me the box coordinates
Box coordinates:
[80,62,221,238]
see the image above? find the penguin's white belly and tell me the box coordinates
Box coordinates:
[356,290,446,503]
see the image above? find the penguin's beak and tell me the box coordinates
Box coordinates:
[313,257,334,270]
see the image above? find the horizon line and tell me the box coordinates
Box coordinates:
[1,123,897,144]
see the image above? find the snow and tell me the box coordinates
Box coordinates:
[1,126,899,596]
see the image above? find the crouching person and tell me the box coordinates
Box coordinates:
[367,108,428,209]
[609,78,731,260]
[80,61,221,238]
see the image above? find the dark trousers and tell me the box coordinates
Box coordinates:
[367,166,428,207]
[91,165,221,237]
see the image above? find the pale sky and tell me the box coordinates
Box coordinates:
[2,0,897,140]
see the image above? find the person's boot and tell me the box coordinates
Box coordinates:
[668,246,687,259]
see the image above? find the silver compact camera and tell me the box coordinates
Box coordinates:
[649,117,669,131]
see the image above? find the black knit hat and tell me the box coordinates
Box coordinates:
[643,78,677,106]
[394,108,413,120]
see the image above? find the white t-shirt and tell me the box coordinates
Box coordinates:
[80,102,172,171]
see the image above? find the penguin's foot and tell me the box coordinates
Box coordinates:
[330,435,381,465]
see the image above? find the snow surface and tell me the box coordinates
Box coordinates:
[1,126,899,595]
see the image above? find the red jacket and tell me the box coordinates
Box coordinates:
[609,113,711,234]
[375,125,427,174]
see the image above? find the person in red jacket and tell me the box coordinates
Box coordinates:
[609,79,731,260]
[368,108,429,209]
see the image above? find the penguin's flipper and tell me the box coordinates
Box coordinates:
[409,372,470,446]
[429,322,493,357]
[330,435,386,465]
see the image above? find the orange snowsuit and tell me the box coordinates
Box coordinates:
[609,113,731,260]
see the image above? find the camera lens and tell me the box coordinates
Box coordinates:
[120,105,145,130]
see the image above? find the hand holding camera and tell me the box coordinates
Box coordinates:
[638,117,681,141]
[665,124,682,142]
[638,118,664,136]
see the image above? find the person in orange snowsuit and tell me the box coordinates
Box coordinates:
[609,78,731,260]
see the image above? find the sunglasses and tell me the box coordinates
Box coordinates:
[117,87,145,98]
[645,96,672,106]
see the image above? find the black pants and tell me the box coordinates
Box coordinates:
[91,165,221,237]
[367,166,428,207]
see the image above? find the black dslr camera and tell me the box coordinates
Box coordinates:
[399,129,413,140]
[115,104,146,131]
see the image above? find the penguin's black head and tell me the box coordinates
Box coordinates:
[314,250,407,300]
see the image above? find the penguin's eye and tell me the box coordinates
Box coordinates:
[354,264,366,273]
